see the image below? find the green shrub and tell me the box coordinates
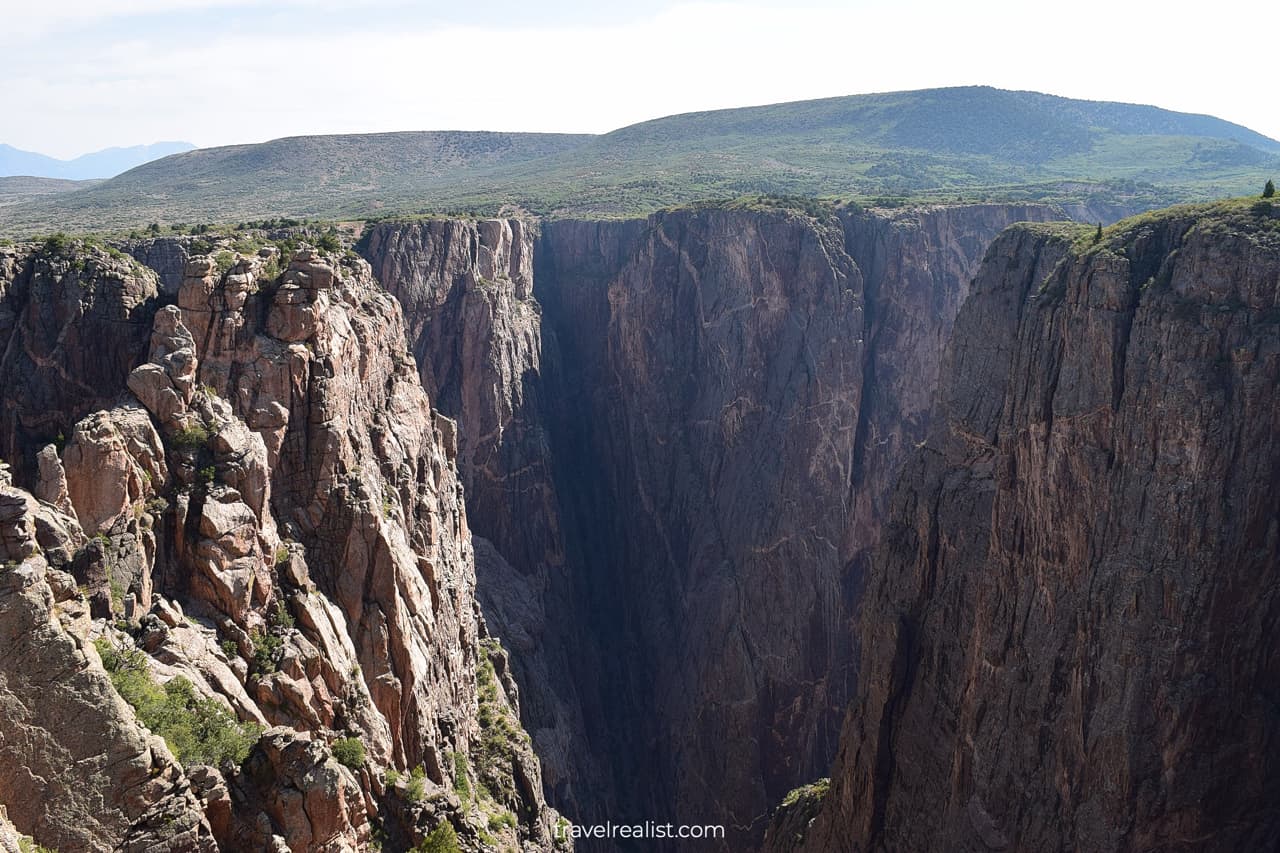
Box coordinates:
[415,822,460,853]
[170,424,211,450]
[95,638,260,767]
[555,817,571,849]
[259,256,282,281]
[109,575,126,612]
[18,837,58,853]
[405,765,426,803]
[451,750,471,802]
[198,466,216,485]
[780,777,830,808]
[487,811,516,832]
[331,737,365,770]
[250,629,283,674]
[42,233,70,255]
[213,250,236,273]
[472,640,529,800]
[385,768,401,786]
[272,600,295,630]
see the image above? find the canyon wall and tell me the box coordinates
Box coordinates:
[361,201,1079,849]
[775,204,1280,851]
[0,196,1148,852]
[0,240,560,851]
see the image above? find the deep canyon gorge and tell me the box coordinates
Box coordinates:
[1,193,1277,853]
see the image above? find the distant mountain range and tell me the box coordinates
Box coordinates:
[0,141,195,180]
[1,87,1278,235]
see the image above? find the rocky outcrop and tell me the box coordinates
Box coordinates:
[360,218,608,818]
[223,728,370,851]
[361,202,1079,849]
[0,806,20,853]
[121,236,193,294]
[0,476,217,853]
[784,202,1280,851]
[0,237,562,852]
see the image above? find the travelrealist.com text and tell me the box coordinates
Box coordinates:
[555,821,727,840]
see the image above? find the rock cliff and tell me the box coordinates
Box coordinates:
[0,238,561,851]
[0,196,1148,852]
[359,202,1079,849]
[0,469,217,852]
[776,201,1280,851]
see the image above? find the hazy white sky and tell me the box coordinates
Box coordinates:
[3,0,1275,159]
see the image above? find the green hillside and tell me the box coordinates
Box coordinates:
[3,86,1277,235]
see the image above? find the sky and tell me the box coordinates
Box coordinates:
[3,0,1276,159]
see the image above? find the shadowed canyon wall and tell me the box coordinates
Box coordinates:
[360,202,1089,849]
[768,206,1280,852]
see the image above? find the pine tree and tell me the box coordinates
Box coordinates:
[1264,179,1276,198]
[1093,223,1103,244]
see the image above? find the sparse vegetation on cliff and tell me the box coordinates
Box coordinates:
[95,637,260,767]
[780,777,829,808]
[169,423,212,450]
[414,822,460,853]
[331,737,365,770]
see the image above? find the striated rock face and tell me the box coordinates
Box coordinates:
[361,202,1077,848]
[0,238,561,852]
[785,205,1280,852]
[0,242,158,486]
[360,219,559,580]
[837,203,1073,563]
[121,236,193,294]
[360,218,608,817]
[568,209,865,841]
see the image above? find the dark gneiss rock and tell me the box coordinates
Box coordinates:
[361,201,1083,850]
[0,242,158,486]
[782,202,1280,852]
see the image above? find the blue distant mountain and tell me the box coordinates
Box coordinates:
[0,141,196,180]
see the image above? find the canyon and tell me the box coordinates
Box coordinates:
[1,193,1276,853]
[355,201,1113,849]
[765,201,1280,851]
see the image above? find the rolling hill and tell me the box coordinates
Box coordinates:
[0,176,103,209]
[2,86,1277,235]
